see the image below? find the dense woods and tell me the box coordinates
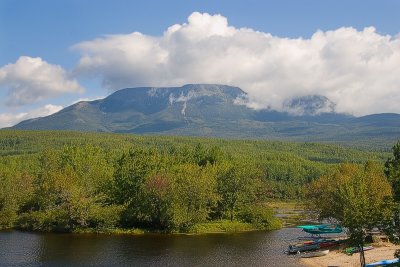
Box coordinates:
[0,130,393,233]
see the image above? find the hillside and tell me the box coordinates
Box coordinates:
[11,84,400,148]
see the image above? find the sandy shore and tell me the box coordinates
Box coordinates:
[300,243,400,267]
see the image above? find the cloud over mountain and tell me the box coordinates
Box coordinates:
[73,12,400,116]
[0,56,84,106]
[0,104,62,128]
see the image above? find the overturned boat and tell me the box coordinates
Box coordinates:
[365,258,399,267]
[300,249,329,258]
[286,238,341,254]
[297,224,343,235]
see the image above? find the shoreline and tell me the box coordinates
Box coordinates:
[0,227,273,236]
[300,243,400,267]
[0,219,282,236]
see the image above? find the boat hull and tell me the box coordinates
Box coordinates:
[298,224,343,235]
[301,250,329,258]
[365,258,399,267]
[286,244,319,254]
[345,246,374,255]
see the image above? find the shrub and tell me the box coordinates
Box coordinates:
[238,205,282,230]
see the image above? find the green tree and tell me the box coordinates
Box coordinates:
[0,162,34,229]
[384,140,400,241]
[307,162,393,246]
[215,160,263,221]
[112,148,168,228]
[141,174,174,229]
[18,146,119,232]
[385,141,400,201]
[170,163,218,229]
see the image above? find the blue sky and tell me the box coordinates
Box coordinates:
[1,0,400,127]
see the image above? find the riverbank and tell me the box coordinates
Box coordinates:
[11,219,282,235]
[300,243,400,267]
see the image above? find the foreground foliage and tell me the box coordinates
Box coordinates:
[307,162,393,244]
[384,141,400,241]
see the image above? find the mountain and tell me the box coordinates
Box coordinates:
[284,95,336,115]
[11,84,400,145]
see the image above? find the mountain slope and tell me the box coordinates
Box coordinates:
[11,84,400,145]
[15,84,251,133]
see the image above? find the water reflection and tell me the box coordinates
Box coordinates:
[0,231,42,266]
[0,229,304,267]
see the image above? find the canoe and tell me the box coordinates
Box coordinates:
[297,224,330,230]
[286,243,319,254]
[317,240,341,249]
[365,258,399,267]
[301,249,329,258]
[345,246,374,255]
[297,236,328,241]
[303,238,340,248]
[302,225,343,235]
[287,238,341,254]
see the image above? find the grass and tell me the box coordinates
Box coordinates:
[267,200,313,227]
[267,200,305,210]
[72,228,145,235]
[187,220,256,234]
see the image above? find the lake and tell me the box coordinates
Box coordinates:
[0,228,304,267]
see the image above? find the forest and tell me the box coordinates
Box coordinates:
[0,130,395,234]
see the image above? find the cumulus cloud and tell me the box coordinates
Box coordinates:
[71,96,105,105]
[73,12,400,116]
[0,56,84,106]
[0,104,63,128]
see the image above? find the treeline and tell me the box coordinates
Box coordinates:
[0,130,389,199]
[0,130,392,232]
[0,130,388,161]
[0,144,282,232]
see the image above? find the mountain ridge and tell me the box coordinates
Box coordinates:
[10,84,400,145]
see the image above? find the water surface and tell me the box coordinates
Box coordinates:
[0,228,304,267]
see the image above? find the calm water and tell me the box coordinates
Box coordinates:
[0,228,304,267]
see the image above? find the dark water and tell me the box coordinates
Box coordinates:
[0,228,304,267]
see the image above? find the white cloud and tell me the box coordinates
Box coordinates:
[71,96,104,105]
[0,56,84,106]
[73,12,400,116]
[0,104,63,128]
